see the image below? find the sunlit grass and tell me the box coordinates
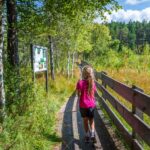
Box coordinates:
[106,68,150,95]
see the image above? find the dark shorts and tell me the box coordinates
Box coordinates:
[80,107,95,118]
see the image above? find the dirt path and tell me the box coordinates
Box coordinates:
[56,92,126,150]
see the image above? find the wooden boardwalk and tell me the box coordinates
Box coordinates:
[57,92,126,150]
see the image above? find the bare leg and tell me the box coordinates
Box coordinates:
[89,117,96,142]
[89,118,95,131]
[83,117,90,142]
[83,117,89,133]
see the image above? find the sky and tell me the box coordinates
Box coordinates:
[95,0,150,23]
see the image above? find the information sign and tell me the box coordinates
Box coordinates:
[33,45,47,72]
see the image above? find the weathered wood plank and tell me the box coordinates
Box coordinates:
[133,89,150,116]
[96,93,133,147]
[95,71,102,81]
[97,93,144,150]
[133,139,143,150]
[61,93,75,150]
[72,96,80,150]
[96,82,150,146]
[101,73,150,116]
[132,86,144,147]
[101,73,133,102]
[95,104,126,150]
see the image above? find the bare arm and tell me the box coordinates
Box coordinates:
[76,89,81,100]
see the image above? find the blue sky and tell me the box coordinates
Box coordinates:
[117,0,150,10]
[95,0,150,23]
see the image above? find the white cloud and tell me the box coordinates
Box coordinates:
[126,0,149,5]
[95,7,150,23]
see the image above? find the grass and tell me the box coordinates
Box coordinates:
[106,68,150,95]
[0,71,78,150]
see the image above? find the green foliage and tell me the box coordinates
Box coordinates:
[82,23,111,61]
[143,44,150,55]
[109,39,120,51]
[0,65,76,149]
[108,21,150,54]
[91,44,150,72]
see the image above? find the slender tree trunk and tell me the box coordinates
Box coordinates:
[55,48,59,70]
[67,51,70,78]
[0,0,6,122]
[48,35,55,80]
[71,52,75,78]
[6,0,19,67]
[75,52,78,62]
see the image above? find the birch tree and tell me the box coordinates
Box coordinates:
[71,52,75,78]
[0,0,5,122]
[40,0,119,78]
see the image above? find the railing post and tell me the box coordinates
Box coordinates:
[132,85,144,149]
[102,71,107,100]
[94,71,98,81]
[132,85,143,119]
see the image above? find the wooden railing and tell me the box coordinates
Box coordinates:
[80,60,150,150]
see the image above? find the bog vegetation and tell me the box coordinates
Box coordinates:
[0,0,150,150]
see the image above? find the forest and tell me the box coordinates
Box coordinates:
[108,21,150,53]
[0,0,150,150]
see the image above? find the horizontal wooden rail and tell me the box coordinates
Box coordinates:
[96,93,133,144]
[99,73,150,117]
[96,81,150,146]
[96,92,143,150]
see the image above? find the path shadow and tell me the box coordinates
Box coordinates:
[94,100,117,150]
[61,92,77,150]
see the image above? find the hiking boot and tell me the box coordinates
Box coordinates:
[84,136,90,143]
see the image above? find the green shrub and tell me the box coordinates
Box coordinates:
[0,65,77,150]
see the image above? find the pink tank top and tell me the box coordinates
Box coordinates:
[76,80,96,108]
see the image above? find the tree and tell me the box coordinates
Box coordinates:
[127,21,136,50]
[39,0,119,78]
[108,21,150,53]
[48,35,55,80]
[117,25,129,51]
[91,23,111,56]
[0,0,5,122]
[7,0,19,67]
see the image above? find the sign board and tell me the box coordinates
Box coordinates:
[32,45,47,72]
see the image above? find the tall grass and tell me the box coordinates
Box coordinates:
[0,70,77,150]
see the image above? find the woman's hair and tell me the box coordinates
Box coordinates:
[82,65,95,97]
